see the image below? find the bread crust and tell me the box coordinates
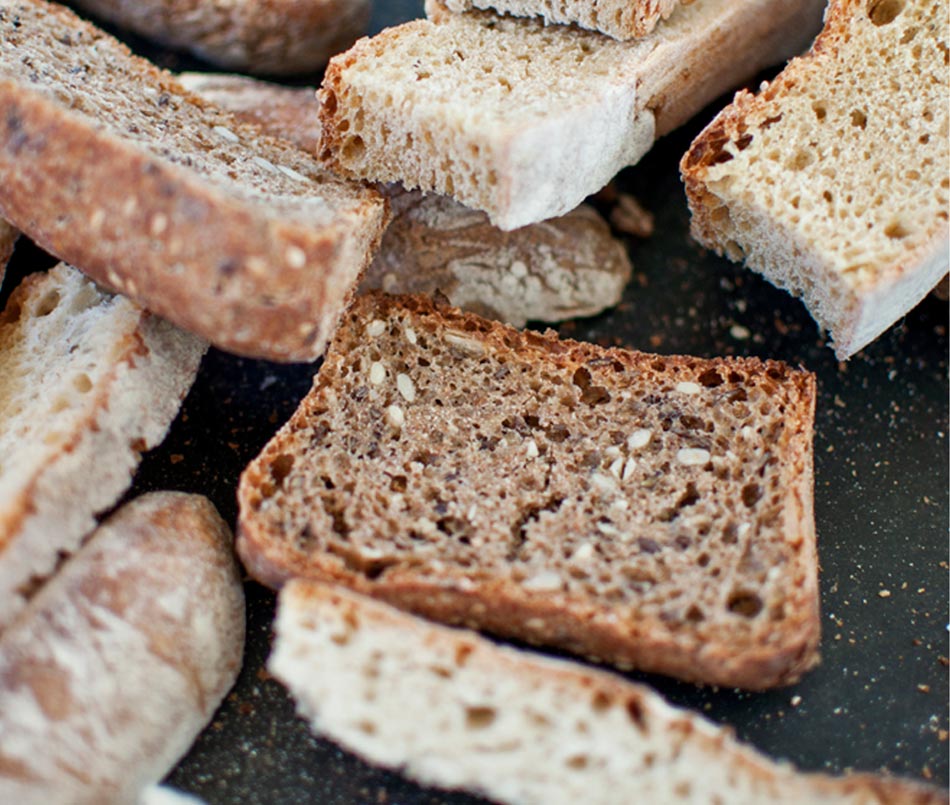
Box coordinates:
[681,0,950,359]
[0,492,245,804]
[0,1,390,361]
[238,292,820,690]
[72,0,371,75]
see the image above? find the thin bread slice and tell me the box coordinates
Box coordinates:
[0,264,205,633]
[0,492,244,804]
[70,0,371,75]
[238,292,819,689]
[318,0,825,230]
[271,581,943,805]
[441,0,683,40]
[181,72,632,326]
[0,0,389,361]
[680,0,949,359]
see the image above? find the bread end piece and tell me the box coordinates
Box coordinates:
[681,0,950,359]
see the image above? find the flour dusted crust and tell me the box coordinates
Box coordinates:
[71,0,371,75]
[318,0,825,229]
[681,0,949,359]
[271,581,944,805]
[239,292,819,689]
[0,0,389,361]
[0,265,205,633]
[0,492,245,805]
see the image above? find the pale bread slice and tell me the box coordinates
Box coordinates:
[180,71,632,327]
[270,580,944,805]
[70,0,371,75]
[0,264,205,633]
[0,492,244,805]
[238,292,819,690]
[318,0,825,229]
[0,0,389,361]
[681,0,949,359]
[441,0,684,40]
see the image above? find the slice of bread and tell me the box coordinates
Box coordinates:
[681,0,949,359]
[180,72,632,327]
[0,219,16,285]
[70,0,371,76]
[441,0,683,40]
[0,264,205,633]
[0,492,244,804]
[238,292,819,689]
[0,0,389,361]
[318,0,825,229]
[271,581,943,805]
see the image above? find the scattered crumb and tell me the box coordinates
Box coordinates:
[609,193,655,238]
[790,695,802,707]
[878,590,891,598]
[169,454,184,464]
[917,684,931,694]
[729,324,751,340]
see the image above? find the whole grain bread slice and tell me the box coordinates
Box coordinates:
[70,0,371,76]
[0,264,205,633]
[318,0,825,230]
[0,0,389,361]
[180,71,633,327]
[441,0,684,40]
[680,0,949,359]
[238,292,819,689]
[0,492,244,804]
[271,581,943,805]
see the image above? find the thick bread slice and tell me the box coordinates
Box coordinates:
[180,72,632,326]
[318,0,825,230]
[70,0,371,76]
[271,581,944,805]
[0,218,15,284]
[238,292,819,689]
[0,264,205,633]
[0,0,389,361]
[0,492,245,805]
[442,0,683,40]
[681,0,949,359]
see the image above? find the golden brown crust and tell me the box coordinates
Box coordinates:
[238,291,820,690]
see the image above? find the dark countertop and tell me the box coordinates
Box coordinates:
[5,2,947,802]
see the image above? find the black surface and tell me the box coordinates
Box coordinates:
[6,3,948,802]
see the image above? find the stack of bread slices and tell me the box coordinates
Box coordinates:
[0,0,946,802]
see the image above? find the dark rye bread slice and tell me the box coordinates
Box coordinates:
[0,0,389,362]
[238,292,819,689]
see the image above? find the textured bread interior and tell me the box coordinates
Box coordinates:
[683,0,949,354]
[442,0,682,40]
[0,1,370,224]
[270,582,922,805]
[240,293,818,687]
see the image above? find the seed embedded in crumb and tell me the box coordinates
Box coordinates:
[573,543,595,561]
[386,405,405,428]
[628,429,652,450]
[675,381,702,395]
[609,458,624,478]
[396,373,416,402]
[525,439,540,459]
[404,326,417,344]
[622,457,637,481]
[286,245,306,269]
[369,362,385,385]
[677,448,710,466]
[367,319,386,337]
[444,331,485,355]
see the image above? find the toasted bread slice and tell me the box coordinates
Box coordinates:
[0,492,244,804]
[271,581,943,805]
[181,71,632,327]
[318,0,825,229]
[238,292,819,689]
[681,0,949,359]
[71,0,371,75]
[0,0,389,361]
[0,264,204,632]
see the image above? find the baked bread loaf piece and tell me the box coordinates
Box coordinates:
[0,492,245,805]
[180,72,632,326]
[239,292,819,689]
[271,581,943,805]
[441,0,683,40]
[0,264,204,633]
[0,0,389,361]
[70,0,371,76]
[318,0,825,229]
[681,0,949,359]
